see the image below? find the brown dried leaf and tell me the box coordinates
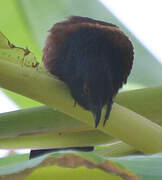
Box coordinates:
[0,154,141,180]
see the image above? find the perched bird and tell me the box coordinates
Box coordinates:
[30,16,134,159]
[43,16,134,127]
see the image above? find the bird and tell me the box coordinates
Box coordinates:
[43,15,134,127]
[30,16,134,159]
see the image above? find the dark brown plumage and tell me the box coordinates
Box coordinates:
[43,16,134,127]
[30,16,134,159]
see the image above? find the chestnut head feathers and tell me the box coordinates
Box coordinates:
[43,16,134,128]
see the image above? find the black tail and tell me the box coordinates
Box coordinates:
[29,146,94,159]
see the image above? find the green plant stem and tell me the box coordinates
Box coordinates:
[0,58,162,153]
[0,106,114,148]
[1,32,162,153]
[0,129,112,149]
[116,87,162,125]
[0,106,88,138]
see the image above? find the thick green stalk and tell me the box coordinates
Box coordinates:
[0,106,114,148]
[116,87,162,125]
[0,129,112,149]
[0,106,89,138]
[0,32,162,153]
[0,104,161,152]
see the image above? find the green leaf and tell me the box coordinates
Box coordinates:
[116,87,162,125]
[0,0,41,59]
[0,106,114,148]
[0,153,140,180]
[109,153,162,180]
[1,148,162,180]
[0,32,162,153]
[25,166,124,180]
[0,0,42,108]
[0,154,28,166]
